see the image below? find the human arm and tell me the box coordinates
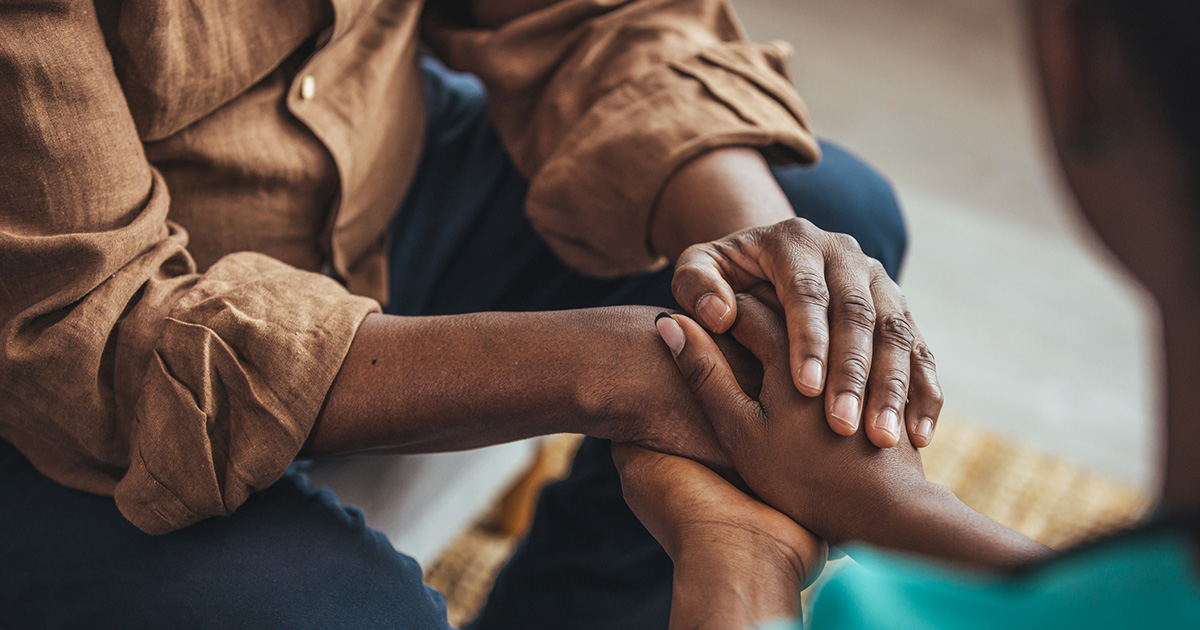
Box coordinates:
[654,293,1050,570]
[0,2,378,535]
[422,0,819,278]
[612,442,826,630]
[305,307,732,469]
[425,0,942,448]
[655,148,944,449]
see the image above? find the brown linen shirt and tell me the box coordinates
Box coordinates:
[0,0,819,534]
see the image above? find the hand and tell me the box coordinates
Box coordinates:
[577,306,767,473]
[672,218,943,449]
[612,442,826,630]
[654,294,927,545]
[312,306,753,471]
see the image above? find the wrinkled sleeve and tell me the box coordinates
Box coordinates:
[0,2,379,534]
[425,0,821,277]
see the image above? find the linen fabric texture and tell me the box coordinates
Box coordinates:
[0,0,818,534]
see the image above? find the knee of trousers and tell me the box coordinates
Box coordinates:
[775,142,910,280]
[846,166,908,280]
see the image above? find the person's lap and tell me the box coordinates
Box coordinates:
[0,57,906,629]
[0,438,452,629]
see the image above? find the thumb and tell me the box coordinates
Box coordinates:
[655,312,758,439]
[672,246,741,333]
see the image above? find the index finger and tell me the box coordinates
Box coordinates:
[672,242,761,334]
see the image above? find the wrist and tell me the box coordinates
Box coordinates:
[571,305,685,441]
[878,478,960,535]
[575,306,728,468]
[830,475,946,546]
[672,541,803,627]
[675,530,808,589]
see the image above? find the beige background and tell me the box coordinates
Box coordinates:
[733,0,1160,491]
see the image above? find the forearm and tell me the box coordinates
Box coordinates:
[305,306,671,456]
[853,479,1053,570]
[651,147,795,260]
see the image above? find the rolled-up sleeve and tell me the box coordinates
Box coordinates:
[0,2,379,534]
[426,0,821,277]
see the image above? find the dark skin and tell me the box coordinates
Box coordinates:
[306,145,943,462]
[307,0,949,464]
[645,298,1050,564]
[659,150,944,447]
[612,439,826,630]
[462,1,945,433]
[308,305,727,468]
[304,4,950,626]
[616,1,1200,626]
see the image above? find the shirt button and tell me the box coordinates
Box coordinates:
[299,75,316,100]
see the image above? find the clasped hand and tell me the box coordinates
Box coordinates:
[615,208,948,628]
[615,292,932,628]
[673,218,942,448]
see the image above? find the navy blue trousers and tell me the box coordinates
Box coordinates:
[0,58,905,629]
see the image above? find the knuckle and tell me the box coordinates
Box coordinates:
[913,342,937,369]
[787,272,831,307]
[869,266,905,301]
[834,232,863,253]
[674,243,715,272]
[877,312,915,349]
[795,325,830,349]
[878,372,910,401]
[671,262,707,296]
[711,236,747,261]
[835,291,876,331]
[783,216,817,236]
[836,350,871,389]
[734,291,762,310]
[775,218,823,250]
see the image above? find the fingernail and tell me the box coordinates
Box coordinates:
[697,294,730,330]
[874,408,900,439]
[655,312,686,356]
[915,417,935,442]
[797,359,823,393]
[830,394,860,432]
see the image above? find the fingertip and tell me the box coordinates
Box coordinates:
[904,417,926,447]
[828,393,860,435]
[829,418,858,436]
[795,357,824,396]
[912,416,935,447]
[867,427,900,448]
[696,293,732,332]
[654,312,686,356]
[869,408,902,448]
[868,431,901,449]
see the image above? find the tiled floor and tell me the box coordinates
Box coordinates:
[733,0,1160,490]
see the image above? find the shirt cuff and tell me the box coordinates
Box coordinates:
[112,252,379,534]
[525,41,821,278]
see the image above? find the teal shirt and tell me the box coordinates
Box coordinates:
[766,529,1200,629]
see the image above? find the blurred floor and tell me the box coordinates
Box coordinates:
[733,0,1159,490]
